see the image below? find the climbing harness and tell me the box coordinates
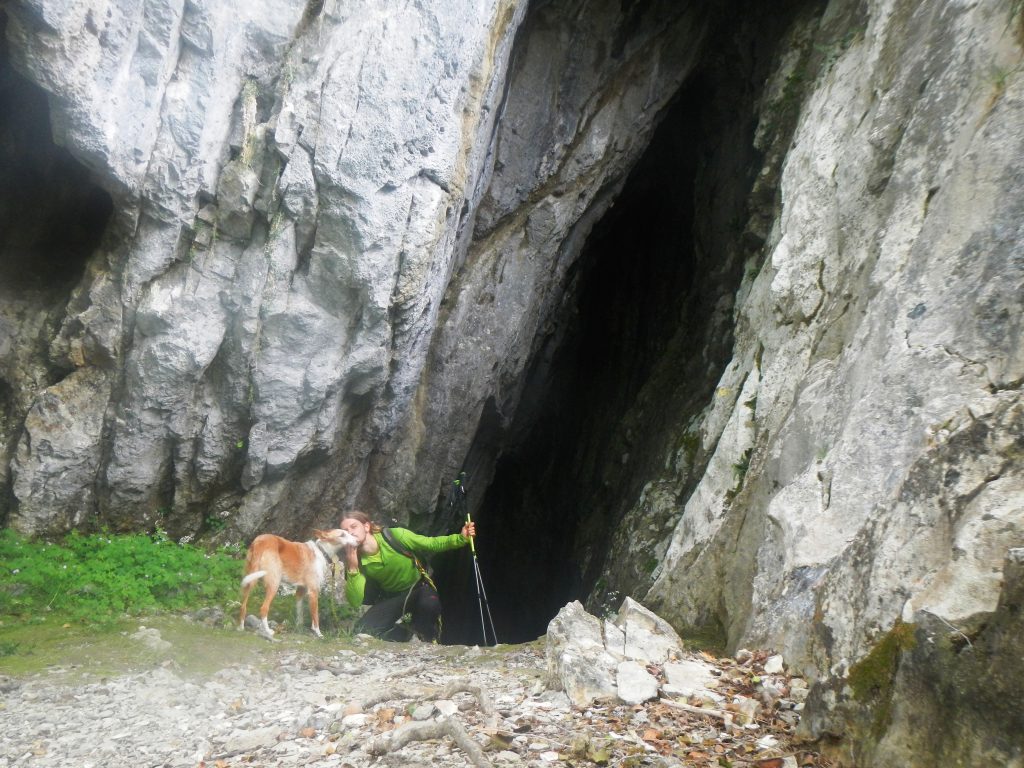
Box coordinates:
[450,472,498,646]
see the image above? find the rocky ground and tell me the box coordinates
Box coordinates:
[0,607,829,768]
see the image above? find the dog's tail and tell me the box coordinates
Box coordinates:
[241,570,267,587]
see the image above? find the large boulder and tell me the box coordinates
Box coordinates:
[545,599,688,707]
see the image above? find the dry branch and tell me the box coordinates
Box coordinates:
[658,698,731,720]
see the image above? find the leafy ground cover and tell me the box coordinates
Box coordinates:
[0,528,244,622]
[0,528,364,675]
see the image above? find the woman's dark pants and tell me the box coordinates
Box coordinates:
[355,581,442,642]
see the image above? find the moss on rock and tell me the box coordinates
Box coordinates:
[847,621,916,738]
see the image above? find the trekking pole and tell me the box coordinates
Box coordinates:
[452,473,497,646]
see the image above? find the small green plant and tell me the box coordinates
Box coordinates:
[0,528,244,624]
[989,64,1013,95]
[0,639,22,657]
[204,515,226,533]
[591,584,622,620]
[725,447,754,502]
[732,447,753,485]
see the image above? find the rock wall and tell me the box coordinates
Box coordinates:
[628,0,1024,763]
[2,0,716,541]
[2,0,1023,762]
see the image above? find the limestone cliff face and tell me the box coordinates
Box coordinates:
[1,0,706,537]
[629,1,1023,763]
[1,0,1023,763]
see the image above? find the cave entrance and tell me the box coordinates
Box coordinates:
[0,11,113,298]
[434,0,805,645]
[437,78,729,645]
[0,10,114,526]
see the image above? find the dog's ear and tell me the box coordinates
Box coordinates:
[312,529,326,539]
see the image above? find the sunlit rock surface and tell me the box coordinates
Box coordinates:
[2,0,1022,763]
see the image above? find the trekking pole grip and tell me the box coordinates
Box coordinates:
[455,473,477,555]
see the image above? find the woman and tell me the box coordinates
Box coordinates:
[339,510,475,642]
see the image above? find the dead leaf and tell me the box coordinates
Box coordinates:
[652,740,674,756]
[642,728,662,741]
[299,727,316,738]
[755,759,785,768]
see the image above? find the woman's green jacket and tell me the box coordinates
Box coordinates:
[344,528,468,608]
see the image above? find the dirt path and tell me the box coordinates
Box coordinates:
[0,615,824,768]
[1,616,552,767]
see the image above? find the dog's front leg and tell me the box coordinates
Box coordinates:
[295,586,306,632]
[308,589,323,637]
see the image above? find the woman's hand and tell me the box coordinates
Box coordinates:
[461,521,476,538]
[345,543,360,574]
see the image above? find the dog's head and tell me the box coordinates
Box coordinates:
[314,528,359,549]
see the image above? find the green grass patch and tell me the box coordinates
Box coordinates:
[0,528,244,623]
[0,614,330,678]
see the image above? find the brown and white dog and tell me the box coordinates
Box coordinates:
[238,528,357,637]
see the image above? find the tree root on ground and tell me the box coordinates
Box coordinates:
[437,679,495,715]
[366,718,493,768]
[359,677,494,715]
[356,678,496,766]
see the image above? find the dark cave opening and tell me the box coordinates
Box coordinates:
[437,82,717,645]
[434,0,808,645]
[0,11,114,528]
[0,12,113,296]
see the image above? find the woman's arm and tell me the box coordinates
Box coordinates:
[344,568,366,608]
[390,527,471,554]
[344,544,365,607]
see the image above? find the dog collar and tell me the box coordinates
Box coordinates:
[315,540,340,563]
